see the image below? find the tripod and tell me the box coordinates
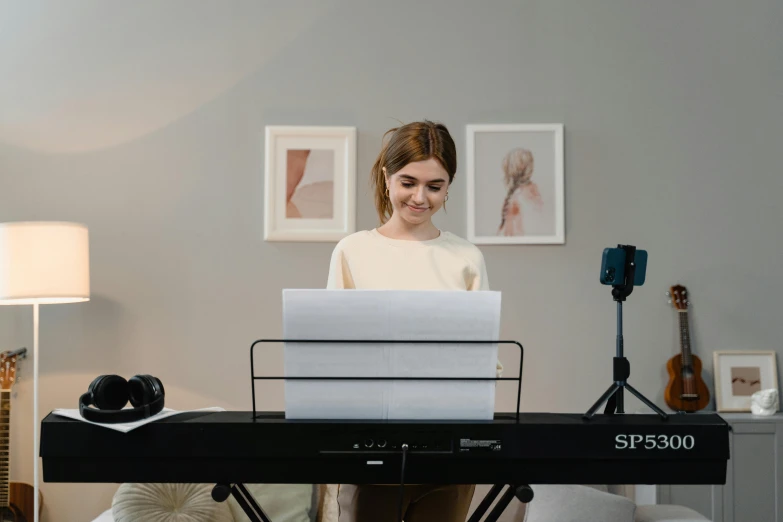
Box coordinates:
[584,245,668,420]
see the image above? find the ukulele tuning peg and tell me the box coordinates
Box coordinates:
[665,291,671,297]
[667,299,672,304]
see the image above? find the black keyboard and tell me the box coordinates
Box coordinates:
[41,410,729,485]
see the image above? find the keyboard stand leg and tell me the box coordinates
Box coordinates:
[467,484,504,522]
[212,483,273,522]
[468,484,534,522]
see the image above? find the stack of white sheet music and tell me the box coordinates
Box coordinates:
[282,289,501,421]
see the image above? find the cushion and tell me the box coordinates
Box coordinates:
[523,484,635,522]
[112,483,234,522]
[228,484,318,522]
[634,504,708,522]
[92,509,115,522]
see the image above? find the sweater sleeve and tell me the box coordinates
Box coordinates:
[468,249,490,291]
[326,244,355,289]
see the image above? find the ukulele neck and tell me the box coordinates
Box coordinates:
[678,310,693,368]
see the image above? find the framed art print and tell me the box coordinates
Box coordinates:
[713,350,778,412]
[466,124,564,245]
[264,125,356,242]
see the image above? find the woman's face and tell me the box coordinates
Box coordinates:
[386,158,450,226]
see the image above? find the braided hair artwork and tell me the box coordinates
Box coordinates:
[497,148,538,234]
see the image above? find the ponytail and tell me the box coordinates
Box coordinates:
[370,127,398,225]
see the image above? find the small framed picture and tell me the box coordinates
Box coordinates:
[713,350,779,412]
[466,124,564,245]
[264,126,357,242]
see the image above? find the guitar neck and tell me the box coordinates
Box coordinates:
[0,351,23,513]
[0,390,9,508]
[678,310,694,367]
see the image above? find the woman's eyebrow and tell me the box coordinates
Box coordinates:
[399,174,446,183]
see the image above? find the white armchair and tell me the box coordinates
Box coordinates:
[468,484,709,522]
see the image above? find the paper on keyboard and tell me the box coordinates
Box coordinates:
[52,407,226,433]
[282,289,501,420]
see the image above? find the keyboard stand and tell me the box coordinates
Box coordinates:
[468,484,534,522]
[212,483,271,522]
[213,482,533,522]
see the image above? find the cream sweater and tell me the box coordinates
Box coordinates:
[321,228,497,522]
[327,228,489,291]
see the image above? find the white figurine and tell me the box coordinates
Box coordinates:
[750,388,779,416]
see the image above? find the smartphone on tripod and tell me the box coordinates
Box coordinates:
[600,247,647,286]
[585,244,667,420]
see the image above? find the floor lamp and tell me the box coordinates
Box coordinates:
[0,222,90,522]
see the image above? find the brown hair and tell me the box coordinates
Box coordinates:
[370,120,457,224]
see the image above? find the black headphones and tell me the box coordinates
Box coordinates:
[79,374,165,424]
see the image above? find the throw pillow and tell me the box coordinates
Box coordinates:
[523,484,635,522]
[112,483,234,522]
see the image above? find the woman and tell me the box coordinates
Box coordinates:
[324,120,495,522]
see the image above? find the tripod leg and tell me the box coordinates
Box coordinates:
[625,383,669,420]
[584,383,620,420]
[603,391,617,415]
[467,484,505,522]
[615,383,624,413]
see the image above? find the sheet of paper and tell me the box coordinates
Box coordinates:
[52,407,226,433]
[282,289,501,420]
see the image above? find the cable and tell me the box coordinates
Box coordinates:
[397,443,409,522]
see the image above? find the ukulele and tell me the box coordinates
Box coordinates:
[0,348,42,522]
[664,285,711,412]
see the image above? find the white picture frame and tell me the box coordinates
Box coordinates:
[264,125,357,242]
[466,124,564,245]
[713,350,779,412]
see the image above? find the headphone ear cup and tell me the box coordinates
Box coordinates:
[87,375,105,398]
[92,375,129,411]
[128,375,157,407]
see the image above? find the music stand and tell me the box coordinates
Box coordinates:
[584,245,668,420]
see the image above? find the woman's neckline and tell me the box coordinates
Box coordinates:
[369,227,448,246]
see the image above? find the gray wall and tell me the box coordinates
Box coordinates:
[1,1,781,520]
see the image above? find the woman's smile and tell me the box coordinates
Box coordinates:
[405,203,429,213]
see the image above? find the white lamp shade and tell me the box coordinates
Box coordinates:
[0,221,90,304]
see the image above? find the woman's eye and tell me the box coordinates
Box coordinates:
[401,182,414,188]
[429,186,441,192]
